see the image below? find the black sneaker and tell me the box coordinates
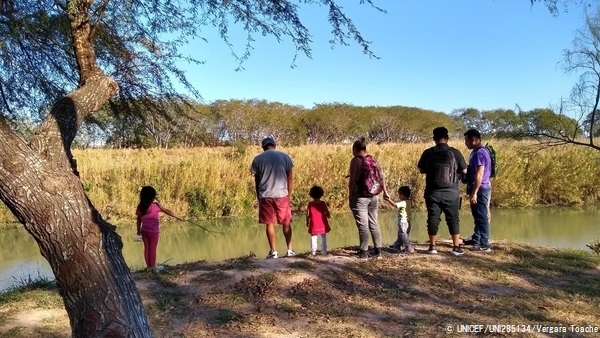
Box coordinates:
[462,239,475,246]
[373,247,383,260]
[387,245,401,252]
[427,246,438,255]
[451,246,465,256]
[357,250,369,260]
[475,246,492,253]
[402,246,415,254]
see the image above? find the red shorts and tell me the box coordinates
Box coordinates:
[258,196,292,225]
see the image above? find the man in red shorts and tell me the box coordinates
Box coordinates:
[251,137,295,259]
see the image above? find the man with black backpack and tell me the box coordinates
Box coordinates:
[417,127,467,256]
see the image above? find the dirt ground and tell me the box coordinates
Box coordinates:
[1,242,600,337]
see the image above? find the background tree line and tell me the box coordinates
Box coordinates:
[65,99,585,148]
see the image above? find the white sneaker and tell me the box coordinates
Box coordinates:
[286,249,296,257]
[266,250,278,259]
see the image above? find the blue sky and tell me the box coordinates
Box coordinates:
[178,0,588,114]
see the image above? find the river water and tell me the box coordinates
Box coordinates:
[1,206,598,291]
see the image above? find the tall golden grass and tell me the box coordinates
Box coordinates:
[0,140,598,223]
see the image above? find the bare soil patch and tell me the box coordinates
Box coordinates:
[1,243,599,337]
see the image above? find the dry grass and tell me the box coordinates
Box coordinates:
[0,282,67,338]
[1,141,599,224]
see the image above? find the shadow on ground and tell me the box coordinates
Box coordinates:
[134,243,600,337]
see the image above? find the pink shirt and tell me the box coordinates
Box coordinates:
[136,202,161,233]
[307,201,331,235]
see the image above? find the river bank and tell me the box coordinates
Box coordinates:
[0,242,599,337]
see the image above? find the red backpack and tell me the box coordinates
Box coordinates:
[359,155,384,197]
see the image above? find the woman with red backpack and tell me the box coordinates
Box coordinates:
[347,137,390,260]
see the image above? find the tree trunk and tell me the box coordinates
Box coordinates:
[0,89,152,338]
[0,0,153,334]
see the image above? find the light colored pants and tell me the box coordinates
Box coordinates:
[310,234,327,253]
[350,195,382,251]
[392,221,413,249]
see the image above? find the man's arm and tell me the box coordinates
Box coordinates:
[251,159,260,200]
[417,150,428,174]
[286,168,294,197]
[254,174,261,200]
[454,149,468,175]
[469,165,484,204]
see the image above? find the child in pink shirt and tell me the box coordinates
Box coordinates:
[136,186,183,273]
[306,186,331,256]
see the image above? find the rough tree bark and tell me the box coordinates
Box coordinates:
[0,0,152,337]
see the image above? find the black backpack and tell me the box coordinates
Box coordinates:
[426,146,457,189]
[485,143,498,178]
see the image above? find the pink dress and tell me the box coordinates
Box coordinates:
[307,201,331,235]
[136,203,161,233]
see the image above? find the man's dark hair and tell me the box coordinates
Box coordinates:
[309,185,325,199]
[432,127,449,141]
[464,129,482,140]
[398,186,411,199]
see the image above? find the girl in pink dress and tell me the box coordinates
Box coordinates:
[136,186,184,273]
[306,186,331,255]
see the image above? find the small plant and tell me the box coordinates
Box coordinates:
[213,309,244,324]
[0,274,57,306]
[9,274,55,292]
[289,260,315,270]
[231,252,258,270]
[192,270,229,283]
[586,240,600,254]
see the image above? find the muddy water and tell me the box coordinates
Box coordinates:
[1,206,598,291]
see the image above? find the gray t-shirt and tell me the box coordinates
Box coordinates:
[250,149,294,199]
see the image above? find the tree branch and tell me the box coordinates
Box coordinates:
[68,0,101,84]
[0,78,15,117]
[89,0,110,40]
[527,131,600,151]
[30,74,118,175]
[589,74,600,146]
